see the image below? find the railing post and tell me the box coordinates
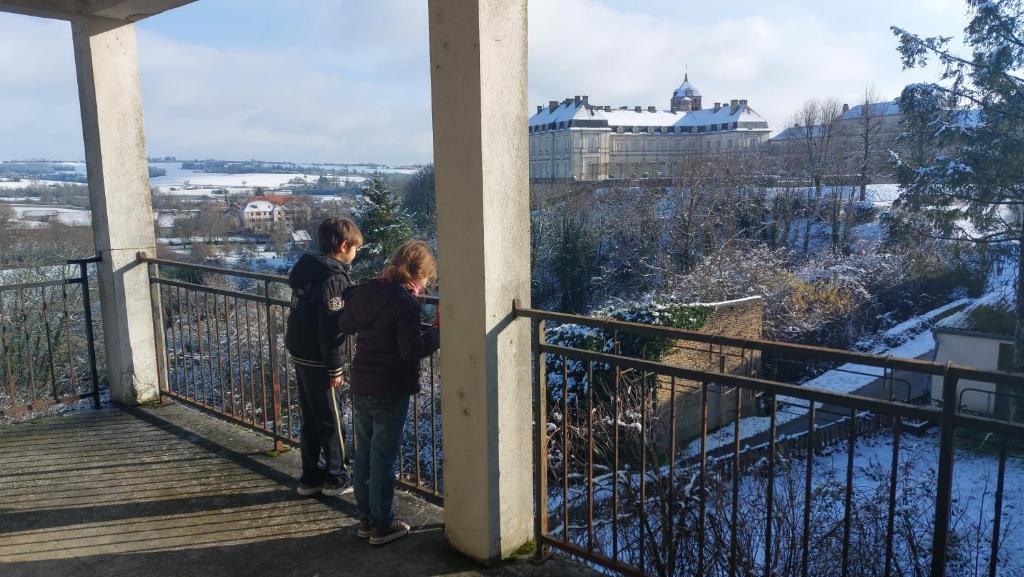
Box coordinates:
[533,318,548,562]
[143,254,169,397]
[77,258,101,409]
[931,364,958,577]
[265,280,285,453]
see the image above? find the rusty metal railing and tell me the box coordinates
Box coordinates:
[140,254,442,500]
[0,256,102,417]
[515,304,1024,577]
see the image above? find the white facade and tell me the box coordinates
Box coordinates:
[528,76,771,181]
[241,200,286,232]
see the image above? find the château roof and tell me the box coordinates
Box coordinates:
[840,100,900,120]
[672,73,701,98]
[528,98,768,131]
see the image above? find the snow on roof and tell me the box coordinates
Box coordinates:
[243,200,281,212]
[935,292,1014,337]
[291,230,312,243]
[529,99,768,130]
[770,124,828,141]
[840,100,900,120]
[672,74,701,98]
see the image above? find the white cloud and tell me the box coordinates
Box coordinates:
[0,15,82,160]
[527,0,957,134]
[0,0,973,164]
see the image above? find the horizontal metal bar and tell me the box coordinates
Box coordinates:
[139,254,290,284]
[0,277,85,291]
[141,254,439,305]
[517,305,1024,388]
[539,536,644,577]
[150,277,291,308]
[954,411,1024,436]
[0,393,95,417]
[540,343,946,422]
[0,255,100,272]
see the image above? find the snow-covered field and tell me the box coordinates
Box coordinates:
[0,179,77,189]
[6,205,91,226]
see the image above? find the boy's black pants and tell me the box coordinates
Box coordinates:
[294,364,349,486]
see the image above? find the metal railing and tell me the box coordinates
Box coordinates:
[515,304,1024,577]
[0,256,102,417]
[140,254,442,500]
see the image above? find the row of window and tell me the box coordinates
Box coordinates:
[529,120,768,135]
[531,134,764,155]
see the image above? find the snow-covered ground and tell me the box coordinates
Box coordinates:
[0,179,77,189]
[683,297,973,457]
[6,205,91,226]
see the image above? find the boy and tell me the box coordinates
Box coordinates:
[285,217,362,496]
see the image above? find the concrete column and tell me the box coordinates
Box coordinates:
[72,16,159,406]
[428,0,533,563]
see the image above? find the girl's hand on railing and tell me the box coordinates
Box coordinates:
[329,375,345,389]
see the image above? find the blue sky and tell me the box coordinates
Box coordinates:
[0,0,971,165]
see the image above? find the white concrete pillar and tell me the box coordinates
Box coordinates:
[428,0,533,563]
[72,16,160,405]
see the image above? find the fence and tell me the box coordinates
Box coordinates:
[140,254,442,500]
[0,257,102,417]
[516,304,1024,577]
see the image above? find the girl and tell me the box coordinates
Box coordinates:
[339,240,440,545]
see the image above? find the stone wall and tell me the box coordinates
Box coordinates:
[654,296,764,445]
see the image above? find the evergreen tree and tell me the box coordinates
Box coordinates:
[402,165,436,236]
[355,172,413,275]
[891,0,1024,372]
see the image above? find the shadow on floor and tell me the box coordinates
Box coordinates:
[0,405,591,577]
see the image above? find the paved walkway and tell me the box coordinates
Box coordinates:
[0,404,592,577]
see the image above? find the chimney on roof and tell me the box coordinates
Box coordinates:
[648,106,656,112]
[713,102,721,112]
[842,103,850,113]
[619,106,628,110]
[537,105,543,114]
[581,95,589,105]
[549,100,558,111]
[605,106,612,111]
[574,95,581,106]
[739,99,748,107]
[635,106,642,112]
[730,99,739,113]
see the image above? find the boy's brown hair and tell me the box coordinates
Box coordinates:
[382,240,437,286]
[317,217,363,255]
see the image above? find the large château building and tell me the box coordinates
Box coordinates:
[528,74,771,182]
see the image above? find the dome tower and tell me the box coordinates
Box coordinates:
[671,73,702,111]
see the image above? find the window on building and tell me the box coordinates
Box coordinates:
[586,135,598,152]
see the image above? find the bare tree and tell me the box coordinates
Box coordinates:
[792,98,844,255]
[851,86,888,202]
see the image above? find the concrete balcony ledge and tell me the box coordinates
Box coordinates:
[0,404,593,577]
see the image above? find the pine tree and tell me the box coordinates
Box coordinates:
[355,172,413,275]
[892,0,1024,373]
[402,165,436,236]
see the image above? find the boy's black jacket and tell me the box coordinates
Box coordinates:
[339,280,439,397]
[285,253,352,378]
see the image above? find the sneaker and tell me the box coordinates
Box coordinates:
[321,478,354,497]
[356,519,372,539]
[369,519,410,546]
[296,482,321,497]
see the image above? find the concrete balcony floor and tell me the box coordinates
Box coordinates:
[0,405,592,577]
